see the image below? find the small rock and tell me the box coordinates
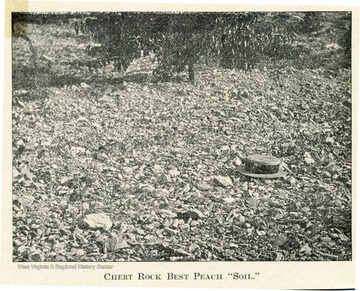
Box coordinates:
[238,215,246,224]
[172,219,179,228]
[17,245,30,257]
[139,184,155,192]
[273,234,287,246]
[160,210,177,218]
[52,241,67,252]
[152,222,161,228]
[288,176,297,185]
[77,146,86,154]
[169,256,183,261]
[60,177,74,185]
[230,145,237,151]
[157,174,172,184]
[175,248,194,257]
[241,89,250,97]
[29,249,45,261]
[30,223,41,230]
[179,224,190,231]
[169,168,180,177]
[82,202,90,212]
[182,184,191,192]
[220,145,230,151]
[299,244,312,255]
[242,182,248,191]
[17,195,35,207]
[80,82,91,88]
[257,230,266,236]
[343,99,351,108]
[304,152,315,164]
[123,167,134,175]
[197,182,212,191]
[74,230,88,244]
[178,219,185,225]
[233,157,242,166]
[48,252,57,258]
[326,137,335,144]
[105,236,129,252]
[324,171,332,178]
[83,213,112,231]
[14,239,23,247]
[339,234,349,242]
[154,189,170,199]
[156,229,165,237]
[246,198,259,208]
[164,227,178,235]
[142,223,155,232]
[189,244,200,252]
[152,200,160,207]
[215,215,223,224]
[275,212,284,219]
[292,224,301,232]
[214,176,233,188]
[13,167,20,179]
[177,209,205,220]
[191,209,205,219]
[329,233,339,239]
[224,249,235,257]
[320,236,332,243]
[153,164,163,174]
[223,197,236,204]
[190,220,200,227]
[275,252,284,261]
[95,201,105,208]
[40,194,48,201]
[74,249,86,257]
[144,234,157,241]
[94,152,108,161]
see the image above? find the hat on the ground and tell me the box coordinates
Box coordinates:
[238,154,287,178]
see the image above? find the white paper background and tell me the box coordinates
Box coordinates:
[1,0,359,290]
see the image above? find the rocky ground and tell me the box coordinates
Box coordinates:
[12,22,352,262]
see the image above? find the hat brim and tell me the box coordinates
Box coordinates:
[238,166,287,179]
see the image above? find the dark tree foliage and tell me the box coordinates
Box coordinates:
[74,12,299,83]
[12,11,351,83]
[12,12,79,25]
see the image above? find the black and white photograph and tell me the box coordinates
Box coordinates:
[1,1,357,289]
[11,10,353,262]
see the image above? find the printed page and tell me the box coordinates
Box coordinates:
[1,0,357,289]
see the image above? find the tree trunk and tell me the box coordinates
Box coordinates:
[188,61,195,85]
